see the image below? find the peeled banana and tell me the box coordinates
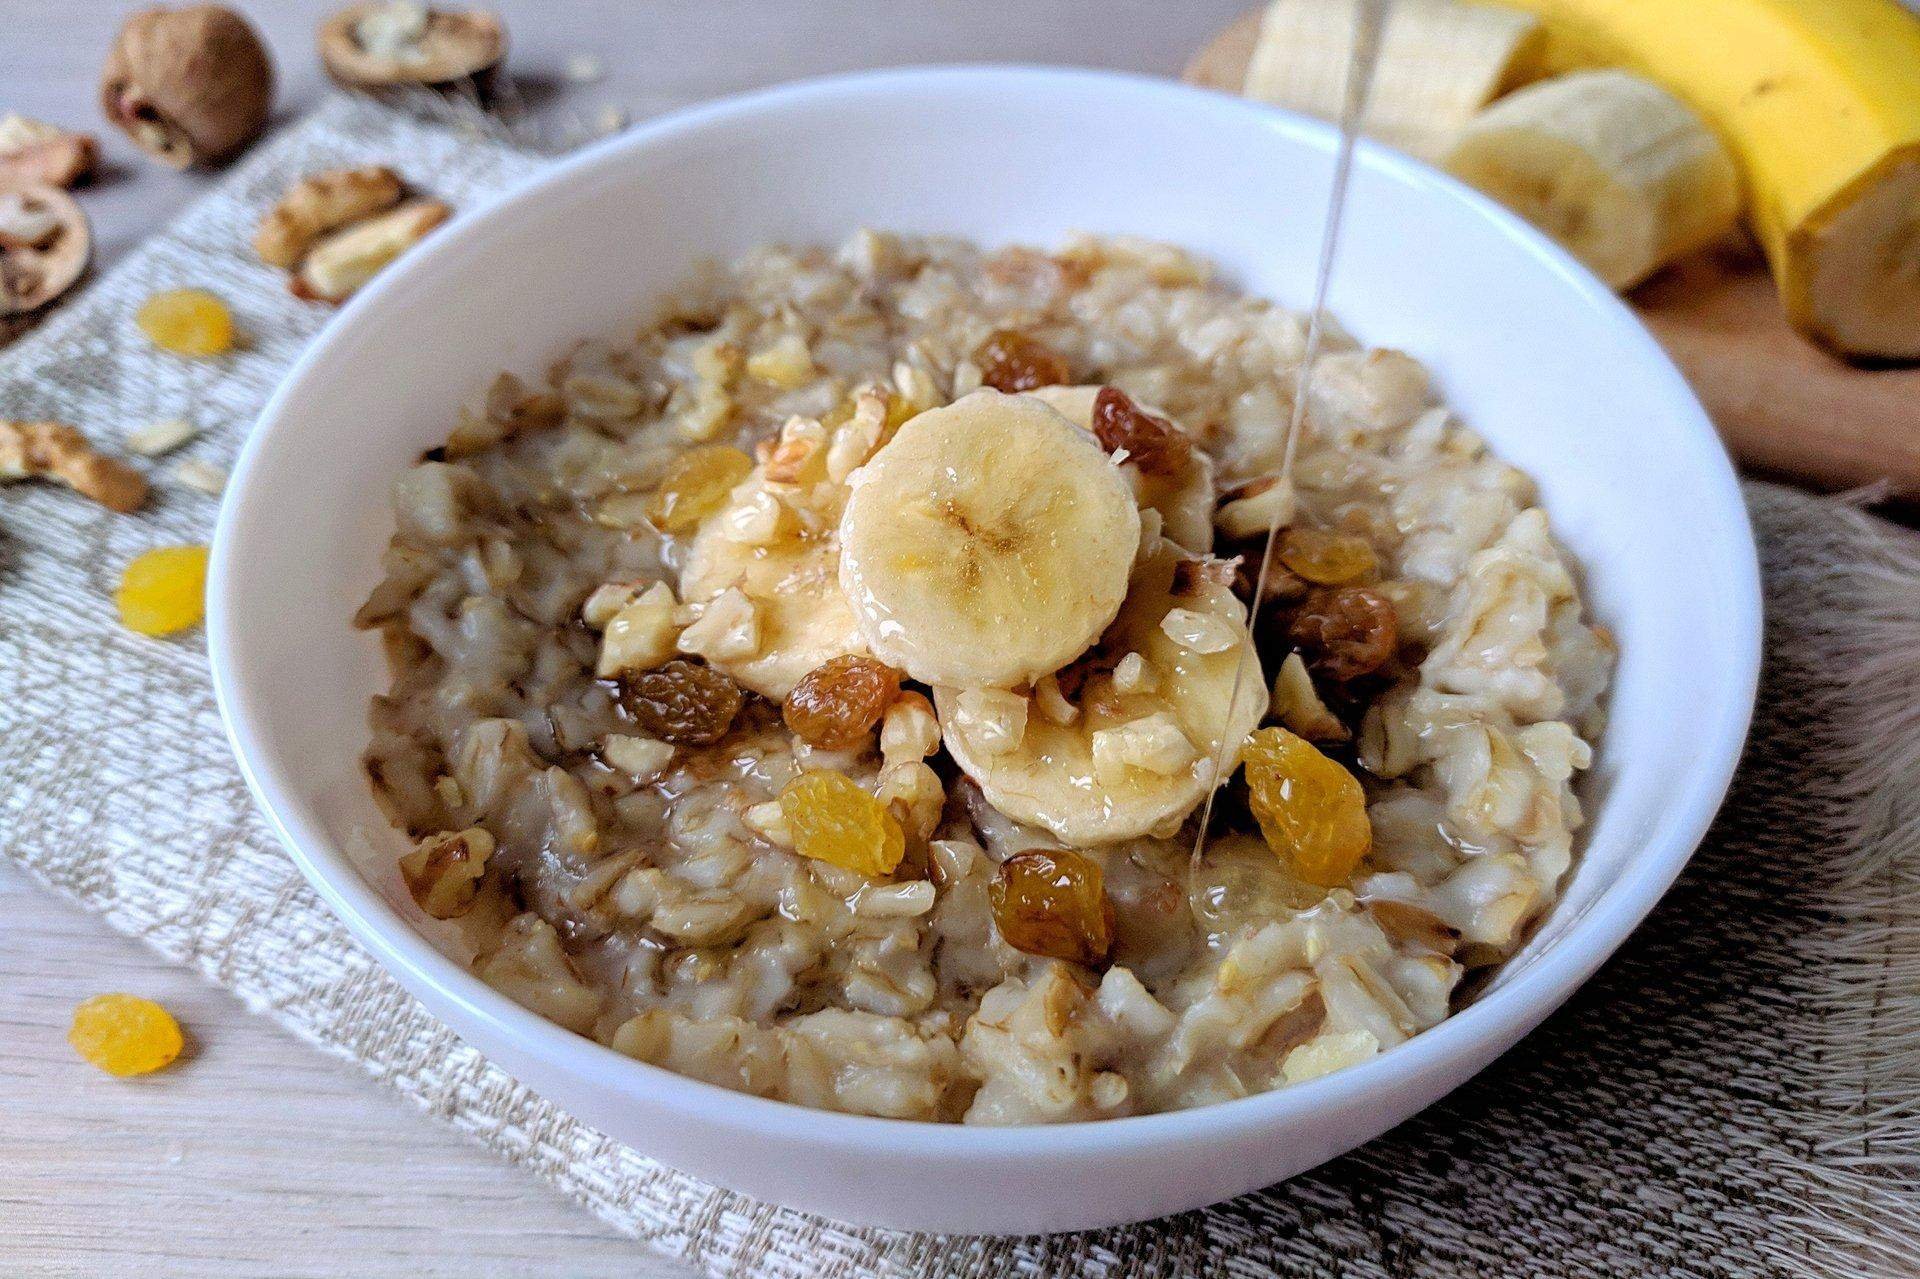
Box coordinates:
[1243,0,1541,161]
[1491,0,1920,358]
[936,533,1268,846]
[837,390,1141,690]
[1444,70,1741,290]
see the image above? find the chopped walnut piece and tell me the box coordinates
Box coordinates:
[1270,651,1349,743]
[399,825,494,919]
[0,419,147,512]
[254,165,404,268]
[172,457,228,495]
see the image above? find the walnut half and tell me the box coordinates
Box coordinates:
[0,419,148,513]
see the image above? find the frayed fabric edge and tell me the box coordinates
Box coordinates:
[1752,493,1920,1279]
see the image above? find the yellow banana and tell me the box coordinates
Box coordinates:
[1492,0,1920,359]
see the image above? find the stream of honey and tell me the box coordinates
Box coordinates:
[1190,0,1390,872]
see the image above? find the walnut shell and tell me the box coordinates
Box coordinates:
[100,4,275,169]
[318,3,506,96]
[0,179,91,315]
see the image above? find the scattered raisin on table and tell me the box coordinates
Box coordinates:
[989,849,1115,966]
[115,545,210,636]
[783,654,903,749]
[69,993,184,1077]
[974,329,1070,393]
[615,659,743,745]
[780,770,906,877]
[1241,726,1372,888]
[1091,386,1192,476]
[136,288,235,357]
[1287,585,1397,682]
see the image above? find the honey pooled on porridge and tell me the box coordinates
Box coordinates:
[357,230,1612,1123]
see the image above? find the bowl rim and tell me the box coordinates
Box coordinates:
[207,63,1762,1161]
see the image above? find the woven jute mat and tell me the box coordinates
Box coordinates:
[4,96,1917,1279]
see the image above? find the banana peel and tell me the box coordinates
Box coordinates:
[1492,0,1920,360]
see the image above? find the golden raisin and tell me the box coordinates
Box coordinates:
[989,849,1115,966]
[779,770,906,877]
[136,288,235,356]
[1277,527,1378,585]
[116,545,210,636]
[69,993,184,1077]
[1241,727,1371,888]
[616,659,743,745]
[1287,585,1398,682]
[646,445,753,533]
[783,654,902,749]
[974,329,1070,393]
[1091,386,1192,477]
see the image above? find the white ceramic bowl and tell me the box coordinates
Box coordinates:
[208,66,1760,1235]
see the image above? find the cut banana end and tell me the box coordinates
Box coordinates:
[1791,147,1920,360]
[838,389,1141,690]
[937,534,1267,846]
[1022,385,1217,554]
[1444,69,1741,290]
[1244,0,1542,162]
[1485,0,1920,361]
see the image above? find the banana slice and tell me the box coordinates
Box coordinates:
[1024,385,1216,554]
[680,411,875,700]
[1244,0,1541,162]
[936,534,1267,845]
[1443,70,1741,290]
[838,389,1141,690]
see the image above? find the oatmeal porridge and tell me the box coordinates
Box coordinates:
[356,230,1613,1124]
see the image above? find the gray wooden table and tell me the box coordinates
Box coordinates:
[0,2,1248,1274]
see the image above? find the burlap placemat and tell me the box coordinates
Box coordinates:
[4,95,1917,1279]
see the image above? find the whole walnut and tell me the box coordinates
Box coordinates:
[100,5,275,169]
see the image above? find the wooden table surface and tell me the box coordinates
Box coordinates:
[0,2,1250,1274]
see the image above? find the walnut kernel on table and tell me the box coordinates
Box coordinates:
[292,199,451,302]
[255,167,448,303]
[254,165,403,268]
[0,114,98,188]
[0,419,147,512]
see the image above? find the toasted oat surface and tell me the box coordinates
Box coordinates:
[358,231,1611,1123]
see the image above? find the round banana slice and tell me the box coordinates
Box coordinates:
[838,389,1141,690]
[680,427,870,700]
[937,533,1267,845]
[1024,385,1216,554]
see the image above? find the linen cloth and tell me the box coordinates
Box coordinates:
[4,95,1917,1279]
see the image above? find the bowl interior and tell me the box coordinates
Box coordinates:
[211,68,1757,1145]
